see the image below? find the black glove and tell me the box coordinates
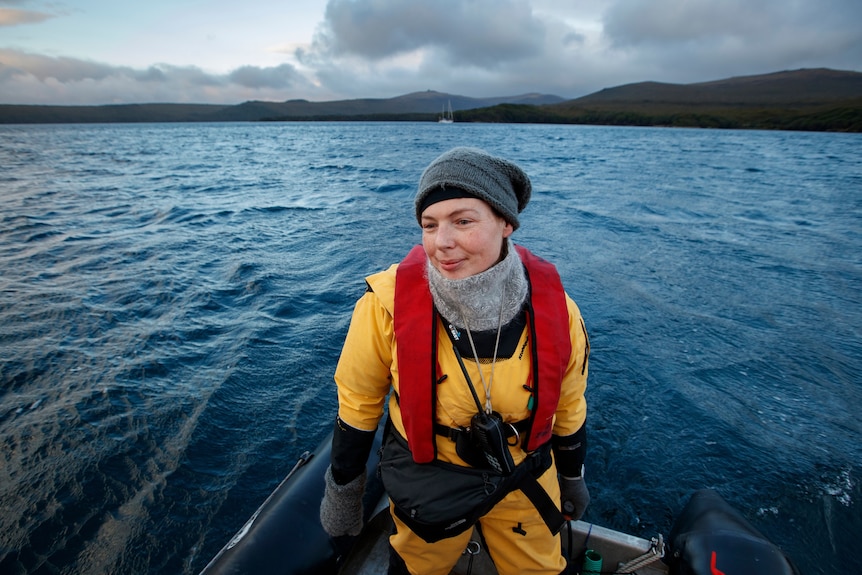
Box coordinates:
[553,425,589,519]
[559,469,590,521]
[319,464,366,537]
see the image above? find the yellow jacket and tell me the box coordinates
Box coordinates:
[334,259,589,467]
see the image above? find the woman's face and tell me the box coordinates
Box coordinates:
[420,197,513,280]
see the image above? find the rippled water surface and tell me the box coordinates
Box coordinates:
[1,122,860,574]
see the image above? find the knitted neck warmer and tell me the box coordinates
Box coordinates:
[426,240,528,332]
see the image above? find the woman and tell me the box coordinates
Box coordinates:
[320,147,590,575]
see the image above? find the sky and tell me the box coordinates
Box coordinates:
[1,0,860,106]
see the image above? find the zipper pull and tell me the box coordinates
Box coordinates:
[523,384,535,410]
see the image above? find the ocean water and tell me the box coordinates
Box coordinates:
[0,122,860,575]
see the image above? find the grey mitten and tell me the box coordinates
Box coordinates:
[320,465,366,537]
[559,472,590,521]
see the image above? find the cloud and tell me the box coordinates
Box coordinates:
[603,0,862,47]
[316,0,546,67]
[0,7,53,27]
[1,50,117,82]
[604,0,772,45]
[0,0,859,105]
[296,0,862,101]
[297,0,594,98]
[228,64,304,90]
[0,49,317,104]
[600,0,862,81]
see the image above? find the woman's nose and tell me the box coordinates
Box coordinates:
[434,223,455,248]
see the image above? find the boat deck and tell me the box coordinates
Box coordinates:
[341,502,668,575]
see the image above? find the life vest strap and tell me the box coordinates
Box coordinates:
[433,420,530,443]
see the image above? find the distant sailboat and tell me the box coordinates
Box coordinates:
[438,100,454,123]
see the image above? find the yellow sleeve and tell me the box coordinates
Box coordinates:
[333,268,397,432]
[552,294,590,436]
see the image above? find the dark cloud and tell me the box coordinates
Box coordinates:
[604,0,772,45]
[601,0,862,79]
[228,63,303,89]
[316,0,545,67]
[294,1,632,100]
[610,0,859,45]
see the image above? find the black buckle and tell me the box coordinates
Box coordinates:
[435,423,468,442]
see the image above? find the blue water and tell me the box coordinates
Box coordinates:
[0,122,860,574]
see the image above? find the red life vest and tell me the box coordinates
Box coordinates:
[394,244,572,463]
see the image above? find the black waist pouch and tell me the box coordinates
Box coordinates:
[378,429,562,543]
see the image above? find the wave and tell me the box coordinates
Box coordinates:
[0,122,859,575]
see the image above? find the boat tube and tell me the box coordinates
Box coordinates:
[666,489,799,575]
[200,428,796,575]
[199,425,385,575]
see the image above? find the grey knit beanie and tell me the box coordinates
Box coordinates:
[415,147,532,230]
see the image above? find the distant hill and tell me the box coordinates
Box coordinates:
[569,68,862,106]
[0,103,229,124]
[1,69,860,131]
[460,68,862,131]
[204,91,564,121]
[0,91,564,124]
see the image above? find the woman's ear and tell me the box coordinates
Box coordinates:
[502,221,514,238]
